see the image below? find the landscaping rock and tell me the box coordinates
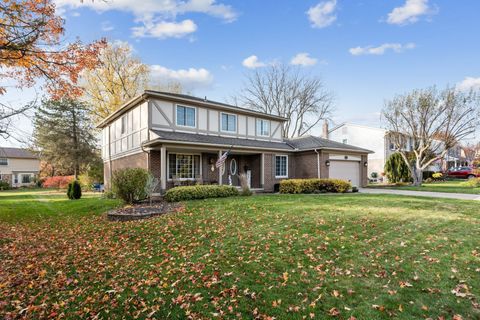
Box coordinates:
[107,202,182,221]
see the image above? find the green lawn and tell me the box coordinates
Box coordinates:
[368,179,480,194]
[1,190,480,319]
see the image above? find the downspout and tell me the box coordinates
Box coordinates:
[108,126,112,189]
[314,149,320,178]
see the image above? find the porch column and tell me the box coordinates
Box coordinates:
[260,153,265,188]
[218,150,223,185]
[160,146,167,191]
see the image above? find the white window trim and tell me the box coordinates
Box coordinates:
[256,119,270,137]
[0,158,8,166]
[175,104,197,128]
[220,112,237,133]
[167,152,202,181]
[275,155,288,178]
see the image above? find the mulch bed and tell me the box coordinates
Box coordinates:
[107,201,183,222]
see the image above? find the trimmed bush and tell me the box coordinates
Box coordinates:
[111,168,150,204]
[279,178,352,194]
[0,180,11,190]
[164,185,239,202]
[67,180,82,200]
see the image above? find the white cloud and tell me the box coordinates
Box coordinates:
[457,77,480,91]
[307,0,337,28]
[149,65,213,90]
[132,19,197,39]
[242,55,266,69]
[387,0,435,25]
[54,0,237,38]
[291,53,318,67]
[101,21,114,32]
[349,43,415,56]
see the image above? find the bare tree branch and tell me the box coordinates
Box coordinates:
[239,64,334,138]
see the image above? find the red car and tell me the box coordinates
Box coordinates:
[446,166,480,179]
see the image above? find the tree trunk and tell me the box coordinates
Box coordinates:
[412,165,423,186]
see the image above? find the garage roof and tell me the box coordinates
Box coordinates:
[286,136,373,153]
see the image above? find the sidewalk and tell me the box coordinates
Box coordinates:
[359,188,480,201]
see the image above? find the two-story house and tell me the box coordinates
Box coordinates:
[0,147,40,187]
[328,123,443,177]
[98,91,372,193]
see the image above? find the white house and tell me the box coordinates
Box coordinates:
[0,147,40,187]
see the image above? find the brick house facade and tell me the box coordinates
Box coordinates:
[99,91,372,193]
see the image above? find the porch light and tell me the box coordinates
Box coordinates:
[364,161,368,167]
[325,160,330,167]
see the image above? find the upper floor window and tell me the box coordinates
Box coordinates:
[0,158,7,165]
[275,155,288,178]
[176,105,196,127]
[221,113,237,132]
[256,119,270,136]
[121,115,127,135]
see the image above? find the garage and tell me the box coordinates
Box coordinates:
[329,160,360,187]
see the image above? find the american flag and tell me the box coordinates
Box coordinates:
[216,146,233,168]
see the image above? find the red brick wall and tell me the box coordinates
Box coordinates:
[263,153,295,192]
[104,152,148,189]
[361,155,368,187]
[293,151,319,179]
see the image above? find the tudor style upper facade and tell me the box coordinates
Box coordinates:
[99,91,372,192]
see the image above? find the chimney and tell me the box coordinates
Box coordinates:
[322,120,329,139]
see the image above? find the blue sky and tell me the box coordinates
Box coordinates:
[3,0,480,146]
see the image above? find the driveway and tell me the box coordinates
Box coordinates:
[359,188,480,201]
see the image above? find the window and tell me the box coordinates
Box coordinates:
[21,174,31,183]
[121,115,127,135]
[342,139,348,144]
[14,174,18,184]
[168,154,201,179]
[389,143,395,151]
[176,105,196,127]
[256,119,270,136]
[0,158,7,165]
[275,155,288,178]
[221,113,237,132]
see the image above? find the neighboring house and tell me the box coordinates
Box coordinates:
[0,147,40,187]
[98,91,372,193]
[328,123,445,177]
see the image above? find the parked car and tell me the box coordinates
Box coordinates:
[446,166,480,179]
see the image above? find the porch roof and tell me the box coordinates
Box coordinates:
[147,130,294,151]
[145,131,373,154]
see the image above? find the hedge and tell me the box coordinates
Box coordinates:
[279,178,352,194]
[164,185,239,202]
[67,180,82,200]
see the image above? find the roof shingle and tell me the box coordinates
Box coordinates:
[0,147,38,159]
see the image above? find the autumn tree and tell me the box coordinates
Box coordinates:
[239,64,334,138]
[33,98,98,179]
[382,87,480,186]
[81,41,183,122]
[0,0,104,137]
[81,42,149,122]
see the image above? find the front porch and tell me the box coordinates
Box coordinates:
[148,144,265,193]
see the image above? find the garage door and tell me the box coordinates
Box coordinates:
[329,160,360,186]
